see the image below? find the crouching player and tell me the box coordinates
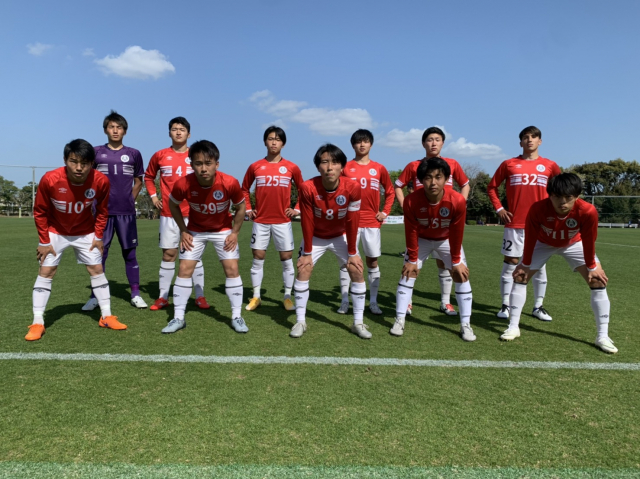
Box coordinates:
[292,144,370,339]
[27,139,126,340]
[500,173,617,353]
[162,140,248,334]
[390,158,476,341]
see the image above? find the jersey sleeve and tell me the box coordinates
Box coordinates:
[452,160,469,188]
[395,163,412,188]
[449,196,467,265]
[299,184,315,254]
[487,162,507,212]
[550,162,562,177]
[229,178,246,205]
[93,177,110,240]
[380,165,396,216]
[241,164,255,212]
[345,185,362,256]
[292,165,304,212]
[133,150,144,178]
[521,203,543,267]
[34,175,52,245]
[580,207,599,270]
[169,177,187,204]
[403,196,420,263]
[144,153,160,197]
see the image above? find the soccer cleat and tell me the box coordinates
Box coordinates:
[369,302,383,315]
[595,337,618,354]
[82,297,99,311]
[500,326,521,341]
[195,296,211,310]
[351,323,372,339]
[283,297,295,311]
[162,318,185,334]
[99,316,127,330]
[532,306,552,322]
[25,324,45,341]
[290,322,307,338]
[231,317,249,333]
[406,304,412,315]
[245,297,261,311]
[460,324,477,342]
[150,298,170,311]
[440,303,458,316]
[496,304,510,319]
[131,296,148,309]
[337,301,349,314]
[390,317,405,337]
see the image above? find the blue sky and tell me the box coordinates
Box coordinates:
[2,0,639,187]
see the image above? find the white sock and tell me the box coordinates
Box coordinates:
[508,282,528,328]
[438,268,452,305]
[193,261,205,298]
[339,266,350,303]
[455,281,473,326]
[173,276,192,320]
[159,261,175,300]
[32,275,52,325]
[225,276,243,318]
[368,267,381,303]
[250,259,264,298]
[396,276,416,319]
[532,266,547,309]
[281,259,294,298]
[351,282,367,325]
[293,279,309,323]
[591,288,610,339]
[500,262,516,305]
[90,273,112,318]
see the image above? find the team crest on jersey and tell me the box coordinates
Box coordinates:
[566,218,578,228]
[335,195,347,206]
[536,164,546,172]
[84,188,96,199]
[369,168,377,176]
[439,207,450,217]
[213,190,224,200]
[185,158,191,164]
[120,155,130,163]
[279,166,287,174]
[58,188,67,194]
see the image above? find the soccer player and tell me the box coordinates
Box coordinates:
[82,110,147,311]
[144,117,209,311]
[488,126,561,321]
[390,157,476,342]
[500,173,617,354]
[394,127,469,316]
[27,139,127,341]
[337,129,395,315]
[242,126,303,312]
[161,140,248,334]
[292,144,369,339]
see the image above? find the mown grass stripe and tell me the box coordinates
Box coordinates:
[1,352,638,370]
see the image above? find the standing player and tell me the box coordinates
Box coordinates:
[394,127,470,316]
[292,144,369,339]
[162,140,248,334]
[337,129,395,315]
[27,139,126,341]
[487,126,561,321]
[82,110,147,311]
[390,158,475,342]
[242,126,303,312]
[500,173,617,354]
[144,117,209,311]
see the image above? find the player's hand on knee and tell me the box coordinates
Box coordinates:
[180,232,194,252]
[224,233,238,252]
[401,262,419,281]
[347,255,364,274]
[36,245,56,262]
[588,267,608,287]
[297,254,313,272]
[451,263,469,283]
[512,265,529,283]
[89,239,104,254]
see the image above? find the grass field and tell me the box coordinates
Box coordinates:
[1,218,639,478]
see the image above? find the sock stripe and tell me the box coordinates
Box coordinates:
[397,283,414,290]
[33,287,51,292]
[174,284,192,289]
[590,287,606,290]
[456,290,473,295]
[225,284,243,289]
[91,283,109,289]
[293,288,309,293]
[160,267,175,270]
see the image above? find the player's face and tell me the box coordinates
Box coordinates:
[191,154,218,184]
[64,153,94,185]
[352,139,372,157]
[520,134,542,153]
[423,134,444,158]
[421,169,447,197]
[264,134,284,156]
[104,121,126,143]
[549,194,578,216]
[169,124,191,145]
[317,153,343,182]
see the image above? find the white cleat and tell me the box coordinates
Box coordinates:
[532,307,552,322]
[82,297,99,311]
[131,296,148,309]
[290,322,307,338]
[496,304,510,319]
[500,326,521,341]
[369,302,383,315]
[351,323,372,339]
[595,337,618,354]
[390,317,405,337]
[460,324,476,342]
[337,301,349,314]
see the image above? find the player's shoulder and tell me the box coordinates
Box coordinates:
[403,159,422,171]
[446,188,466,206]
[123,146,143,158]
[93,144,109,155]
[441,156,461,167]
[218,171,241,187]
[92,169,109,184]
[280,158,300,170]
[404,189,424,205]
[576,198,597,215]
[151,146,173,159]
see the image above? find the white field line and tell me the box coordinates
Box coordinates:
[1,352,638,370]
[469,229,640,248]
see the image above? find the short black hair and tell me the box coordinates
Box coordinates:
[547,173,582,197]
[421,126,446,143]
[313,143,347,168]
[416,157,450,183]
[169,116,191,133]
[519,126,541,140]
[103,110,128,131]
[64,139,96,163]
[263,126,287,145]
[189,140,220,162]
[350,129,374,145]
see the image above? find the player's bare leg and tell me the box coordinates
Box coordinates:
[366,256,382,315]
[279,250,295,311]
[576,264,616,353]
[436,258,456,315]
[348,258,370,339]
[247,249,266,311]
[498,255,519,319]
[291,257,313,338]
[221,259,247,333]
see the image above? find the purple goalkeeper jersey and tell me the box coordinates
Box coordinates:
[94,144,144,215]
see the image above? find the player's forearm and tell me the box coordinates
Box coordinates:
[460,184,470,200]
[169,200,188,232]
[132,178,143,200]
[231,202,246,234]
[394,187,405,207]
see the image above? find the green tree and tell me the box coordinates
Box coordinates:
[387,169,404,216]
[0,176,18,216]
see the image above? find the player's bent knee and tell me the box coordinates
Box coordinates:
[435,259,445,268]
[504,256,519,264]
[162,249,178,262]
[86,264,104,276]
[366,257,378,268]
[221,260,240,278]
[252,249,267,260]
[279,250,293,261]
[38,266,57,279]
[178,260,198,277]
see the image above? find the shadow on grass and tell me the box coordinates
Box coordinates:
[43,303,98,328]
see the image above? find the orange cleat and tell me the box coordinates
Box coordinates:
[195,296,210,309]
[99,316,127,330]
[150,298,170,311]
[25,324,45,341]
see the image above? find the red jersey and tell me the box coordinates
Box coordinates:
[144,147,193,217]
[403,188,467,265]
[522,198,599,270]
[298,177,361,255]
[487,156,561,229]
[241,158,304,224]
[342,160,395,228]
[169,172,245,233]
[395,157,469,192]
[34,167,110,245]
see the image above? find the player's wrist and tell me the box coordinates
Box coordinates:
[496,207,504,213]
[38,243,51,247]
[587,266,598,272]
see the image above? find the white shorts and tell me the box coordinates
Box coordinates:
[356,227,382,258]
[501,228,525,257]
[179,230,240,262]
[299,235,351,266]
[527,240,600,272]
[41,232,103,267]
[159,216,192,249]
[404,238,467,270]
[251,222,295,252]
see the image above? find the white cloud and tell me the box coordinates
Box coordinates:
[27,43,53,56]
[82,48,95,57]
[94,46,175,80]
[443,137,504,160]
[377,128,424,152]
